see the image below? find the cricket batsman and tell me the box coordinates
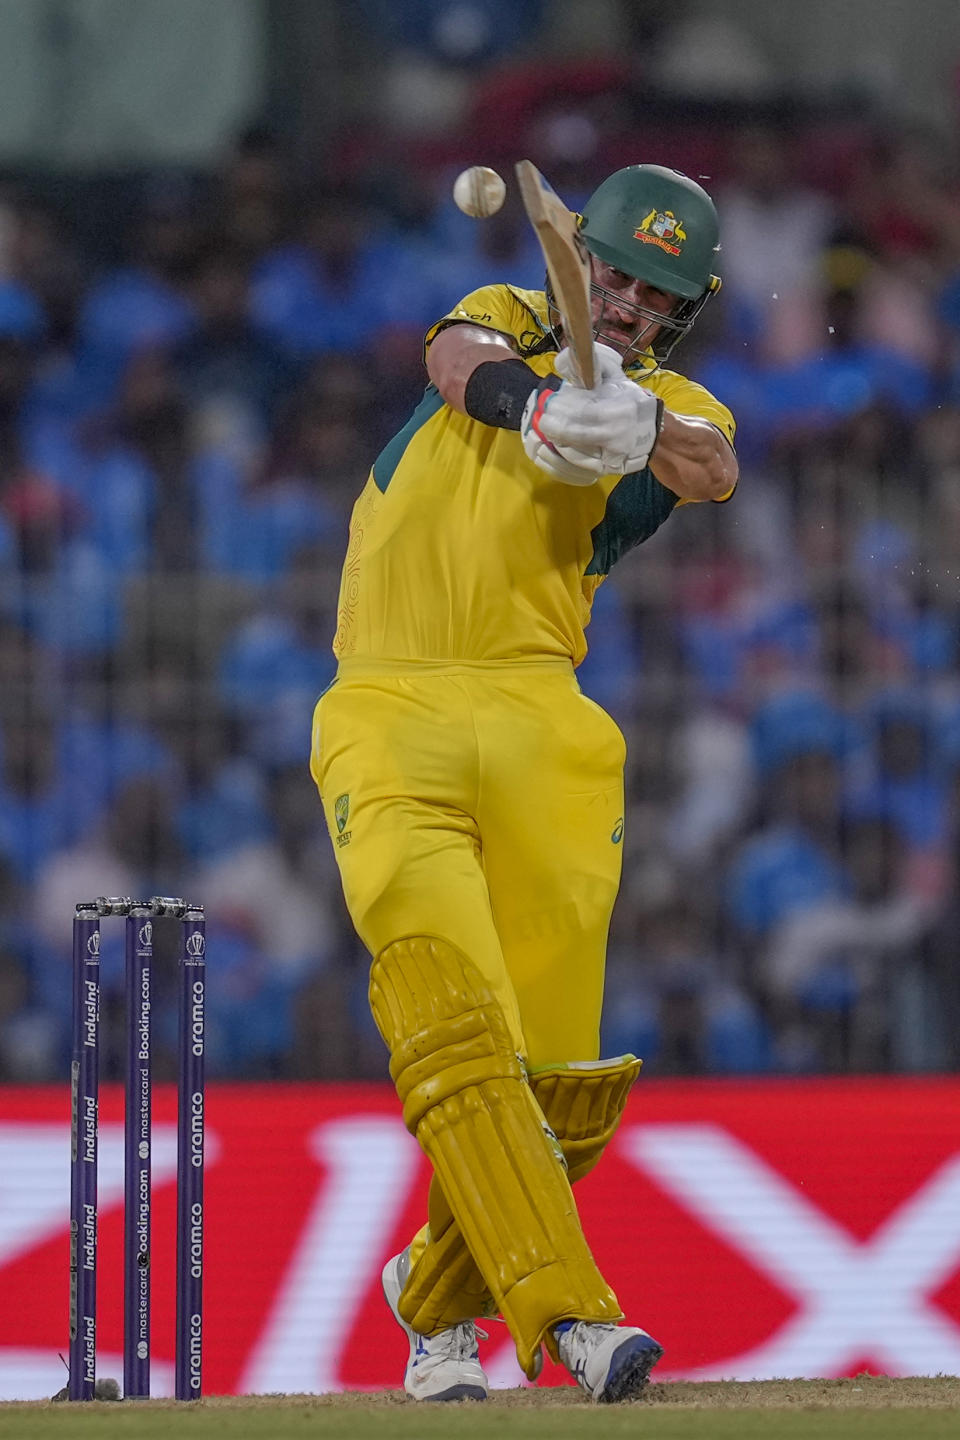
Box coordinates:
[310,165,738,1402]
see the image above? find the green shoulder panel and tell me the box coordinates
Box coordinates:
[372,384,446,493]
[585,468,679,577]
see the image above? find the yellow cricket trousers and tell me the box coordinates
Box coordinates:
[310,658,626,1067]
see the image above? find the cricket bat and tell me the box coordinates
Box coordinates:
[515,159,595,389]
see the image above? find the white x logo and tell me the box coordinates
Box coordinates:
[621,1124,960,1378]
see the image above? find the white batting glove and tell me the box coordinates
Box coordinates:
[554,341,625,388]
[534,360,664,476]
[519,345,627,485]
[520,374,601,486]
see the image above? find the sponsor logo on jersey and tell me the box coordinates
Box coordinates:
[634,209,686,256]
[611,817,624,844]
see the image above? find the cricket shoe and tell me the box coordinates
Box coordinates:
[554,1320,664,1403]
[381,1249,489,1401]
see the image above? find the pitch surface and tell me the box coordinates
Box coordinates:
[1,1378,958,1438]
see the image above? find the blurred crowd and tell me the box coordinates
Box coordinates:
[2,17,960,1083]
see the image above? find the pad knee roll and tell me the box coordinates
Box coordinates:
[370,936,524,1134]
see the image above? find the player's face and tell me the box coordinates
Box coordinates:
[588,257,678,358]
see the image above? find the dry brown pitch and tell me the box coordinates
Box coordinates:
[1,1376,958,1439]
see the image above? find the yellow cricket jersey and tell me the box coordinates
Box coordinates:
[333,284,735,667]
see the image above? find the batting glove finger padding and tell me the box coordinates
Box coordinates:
[554,341,624,388]
[534,375,664,476]
[521,375,603,486]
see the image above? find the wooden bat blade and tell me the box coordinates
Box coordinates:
[515,159,595,388]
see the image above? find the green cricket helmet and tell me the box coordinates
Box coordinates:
[577,164,722,367]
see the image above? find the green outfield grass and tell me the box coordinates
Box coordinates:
[1,1379,958,1440]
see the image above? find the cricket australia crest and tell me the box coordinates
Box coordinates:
[334,793,352,847]
[634,208,687,256]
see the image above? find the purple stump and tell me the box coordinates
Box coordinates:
[175,907,205,1400]
[124,906,153,1398]
[69,906,100,1401]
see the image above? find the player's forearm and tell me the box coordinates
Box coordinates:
[426,324,521,413]
[649,412,738,501]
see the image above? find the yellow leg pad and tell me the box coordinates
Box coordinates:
[369,936,621,1378]
[405,1192,493,1325]
[403,1053,645,1332]
[407,1220,431,1274]
[530,1054,643,1184]
[403,1178,499,1331]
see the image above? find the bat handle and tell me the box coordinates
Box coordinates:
[558,345,593,390]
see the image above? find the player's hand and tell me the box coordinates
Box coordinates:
[533,361,664,475]
[555,341,624,388]
[520,374,602,486]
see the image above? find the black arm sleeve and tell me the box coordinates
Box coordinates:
[463,359,540,430]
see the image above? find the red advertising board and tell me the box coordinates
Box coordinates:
[1,1079,959,1399]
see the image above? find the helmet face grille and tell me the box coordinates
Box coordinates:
[587,280,704,367]
[544,271,717,372]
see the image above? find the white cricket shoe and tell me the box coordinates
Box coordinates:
[381,1249,489,1402]
[554,1320,663,1403]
